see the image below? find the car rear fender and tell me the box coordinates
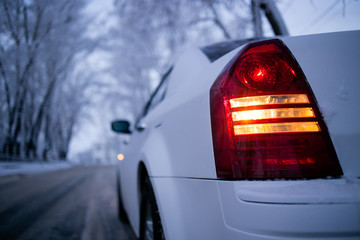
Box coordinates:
[282,31,360,178]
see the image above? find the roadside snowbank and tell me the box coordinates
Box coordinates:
[0,161,74,177]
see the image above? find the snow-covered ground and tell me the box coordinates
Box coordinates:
[0,161,74,177]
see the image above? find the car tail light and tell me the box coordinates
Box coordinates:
[210,39,343,179]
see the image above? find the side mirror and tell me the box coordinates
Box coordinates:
[111,120,131,134]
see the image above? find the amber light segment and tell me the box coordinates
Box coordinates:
[234,122,320,135]
[229,94,310,108]
[232,107,315,121]
[117,153,125,161]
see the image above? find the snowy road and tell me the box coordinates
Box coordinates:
[0,166,136,240]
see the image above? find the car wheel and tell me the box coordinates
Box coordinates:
[140,177,165,240]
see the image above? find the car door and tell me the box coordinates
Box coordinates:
[118,68,172,230]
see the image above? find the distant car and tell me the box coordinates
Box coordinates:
[112,30,360,240]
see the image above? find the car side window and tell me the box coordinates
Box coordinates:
[135,67,173,128]
[147,67,172,113]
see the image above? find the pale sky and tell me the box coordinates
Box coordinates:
[280,0,360,35]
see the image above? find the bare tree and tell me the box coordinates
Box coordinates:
[0,0,94,161]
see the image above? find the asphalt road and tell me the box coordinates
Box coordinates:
[0,165,137,240]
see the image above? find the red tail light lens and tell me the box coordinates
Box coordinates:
[236,54,294,91]
[210,39,343,179]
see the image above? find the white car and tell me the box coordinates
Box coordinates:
[112,30,360,240]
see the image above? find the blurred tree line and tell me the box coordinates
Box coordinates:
[0,0,270,161]
[0,0,95,160]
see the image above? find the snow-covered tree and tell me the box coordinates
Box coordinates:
[109,0,254,121]
[0,0,94,160]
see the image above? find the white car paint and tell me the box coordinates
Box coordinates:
[283,31,360,178]
[117,30,360,239]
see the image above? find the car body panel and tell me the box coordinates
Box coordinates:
[218,180,360,239]
[117,30,360,239]
[138,46,235,178]
[282,31,360,178]
[236,178,360,204]
[153,177,360,239]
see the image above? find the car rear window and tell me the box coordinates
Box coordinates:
[201,38,258,62]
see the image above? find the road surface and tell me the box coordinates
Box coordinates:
[0,165,137,240]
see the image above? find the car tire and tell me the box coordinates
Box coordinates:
[140,177,165,240]
[116,176,128,223]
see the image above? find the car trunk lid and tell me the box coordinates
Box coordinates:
[283,31,360,178]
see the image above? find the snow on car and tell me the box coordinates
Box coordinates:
[112,30,360,240]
